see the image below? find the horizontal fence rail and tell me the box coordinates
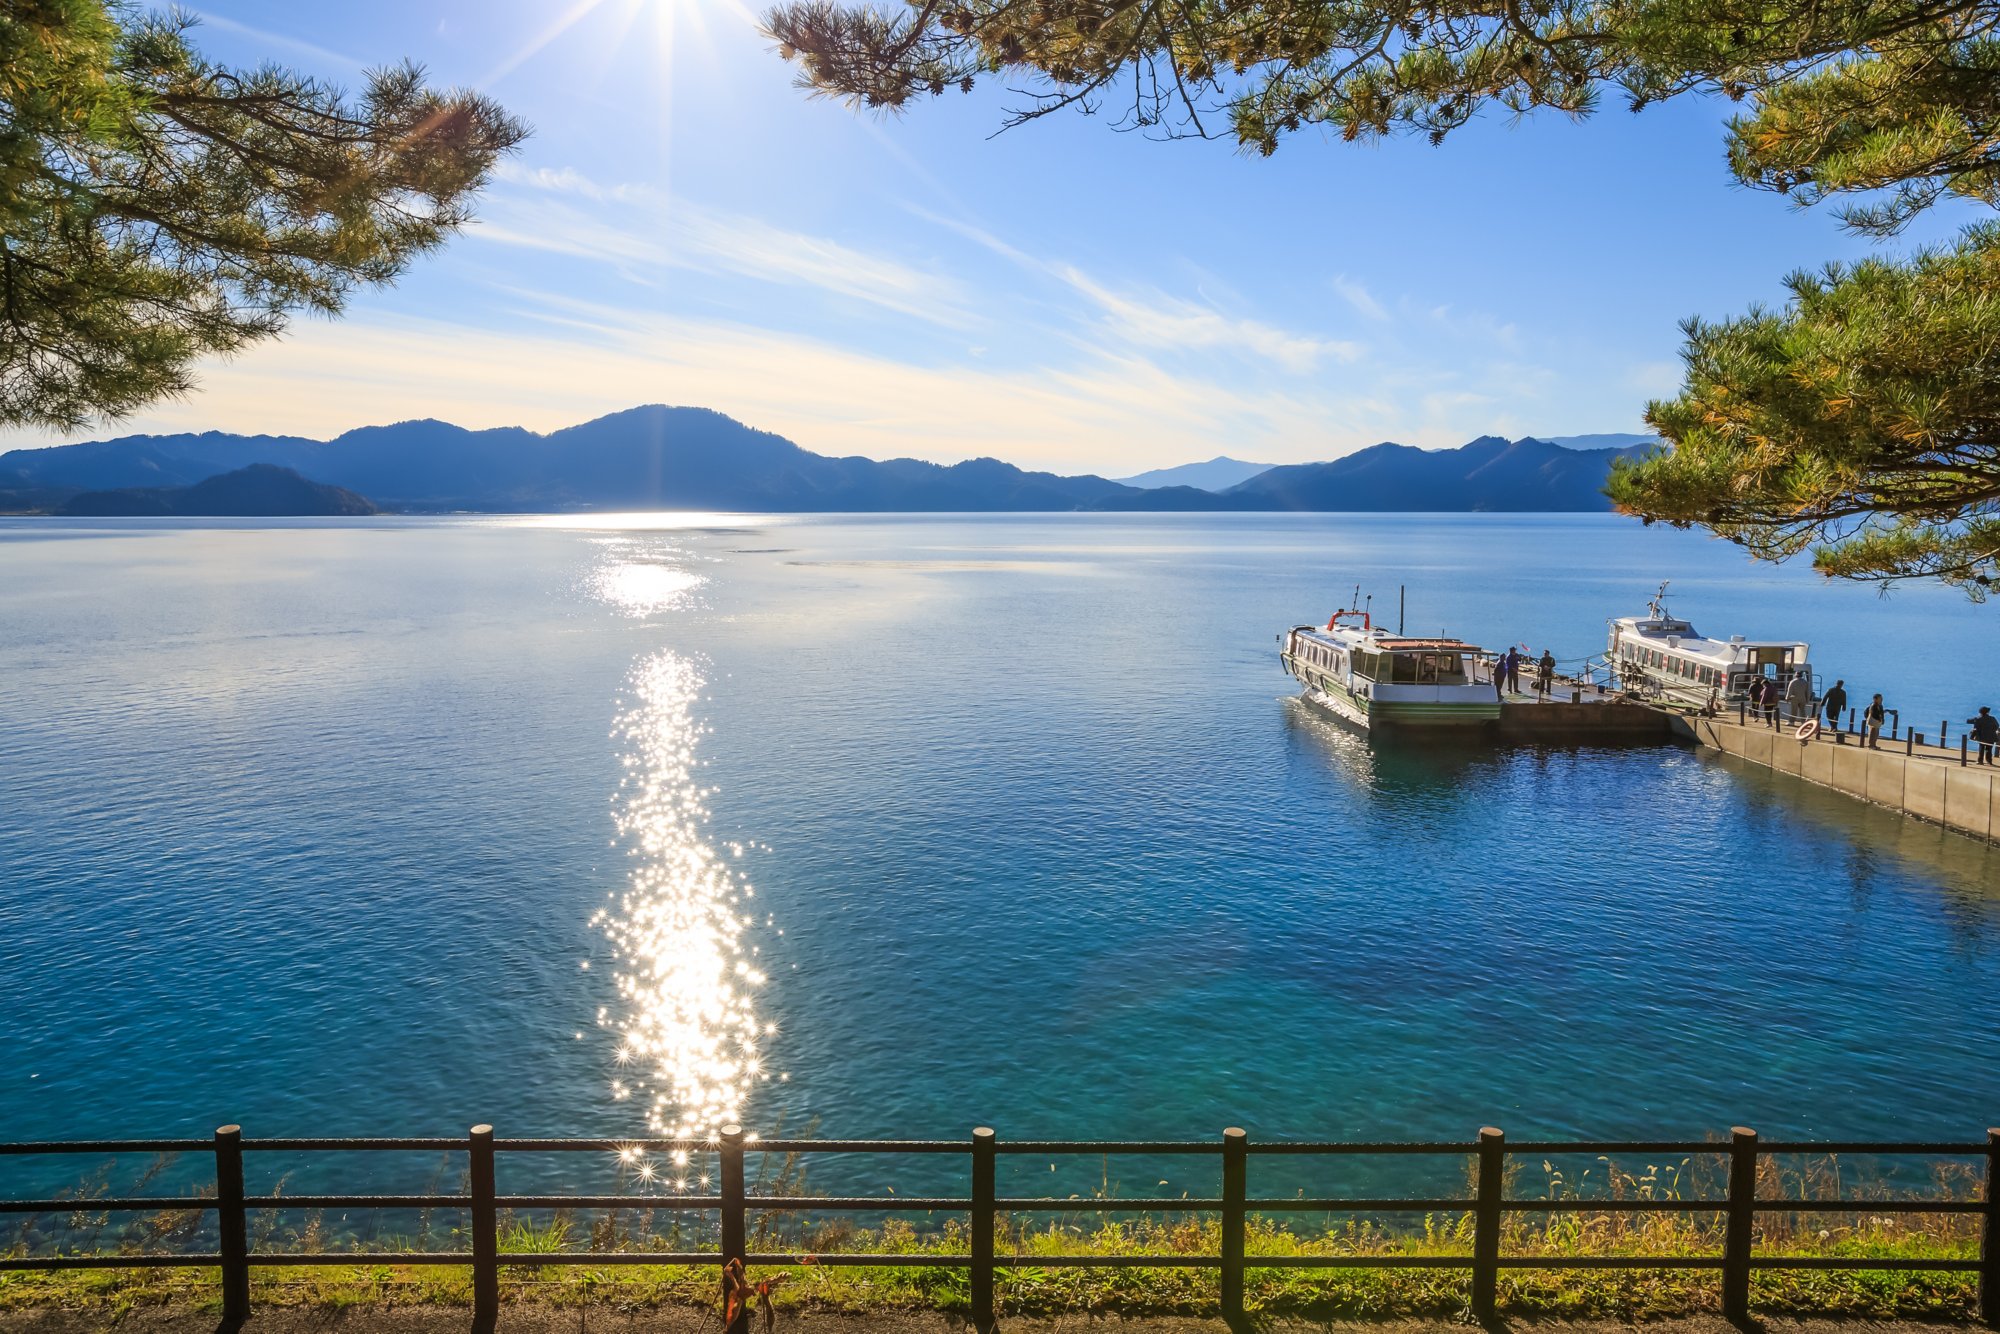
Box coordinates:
[1,1124,1995,1333]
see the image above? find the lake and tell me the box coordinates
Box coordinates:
[2,513,1997,1195]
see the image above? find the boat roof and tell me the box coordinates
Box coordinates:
[1612,616,1808,655]
[1299,626,1484,653]
[1370,635,1484,651]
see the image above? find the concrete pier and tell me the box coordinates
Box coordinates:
[1492,677,1676,741]
[1674,713,2000,846]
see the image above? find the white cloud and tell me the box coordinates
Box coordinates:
[1057,268,1363,374]
[1627,360,1685,396]
[477,173,980,329]
[1332,275,1389,322]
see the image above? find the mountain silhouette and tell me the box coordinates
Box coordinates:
[2,406,1655,514]
[1115,456,1273,491]
[57,464,378,517]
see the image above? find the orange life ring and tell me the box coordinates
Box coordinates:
[1795,718,1820,742]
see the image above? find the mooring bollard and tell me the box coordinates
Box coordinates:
[214,1125,249,1328]
[1723,1127,1757,1323]
[1907,731,1917,756]
[1472,1127,1505,1319]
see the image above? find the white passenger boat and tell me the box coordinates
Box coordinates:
[1279,606,1501,730]
[1607,584,1814,708]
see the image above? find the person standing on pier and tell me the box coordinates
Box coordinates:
[1504,646,1521,695]
[1822,680,1848,732]
[1864,693,1887,748]
[1968,707,1999,765]
[1784,672,1812,727]
[1537,649,1556,698]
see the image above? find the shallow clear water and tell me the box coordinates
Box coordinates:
[2,513,1996,1189]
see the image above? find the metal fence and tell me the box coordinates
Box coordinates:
[4,1125,1997,1331]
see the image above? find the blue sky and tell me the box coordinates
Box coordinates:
[16,0,1977,473]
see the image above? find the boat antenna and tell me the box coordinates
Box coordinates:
[1648,580,1670,619]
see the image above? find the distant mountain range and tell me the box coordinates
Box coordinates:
[58,464,377,517]
[1116,456,1273,492]
[1537,433,1662,452]
[1097,436,1652,512]
[0,406,1658,515]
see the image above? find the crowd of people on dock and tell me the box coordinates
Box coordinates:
[1734,674,2000,764]
[1486,644,2000,766]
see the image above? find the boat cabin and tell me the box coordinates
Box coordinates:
[1607,614,1811,701]
[1288,627,1482,685]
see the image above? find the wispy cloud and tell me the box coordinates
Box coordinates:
[179,7,366,71]
[490,162,647,203]
[911,205,1363,373]
[1333,275,1389,322]
[1057,268,1363,374]
[479,169,979,328]
[1627,360,1684,397]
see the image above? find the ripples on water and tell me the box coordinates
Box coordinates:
[0,513,1996,1186]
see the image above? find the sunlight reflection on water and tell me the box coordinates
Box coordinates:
[591,559,705,617]
[592,651,776,1139]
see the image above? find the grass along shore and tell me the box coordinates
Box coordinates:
[1,1214,1982,1322]
[4,1152,1986,1321]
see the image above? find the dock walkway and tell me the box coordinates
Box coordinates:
[1674,712,2000,846]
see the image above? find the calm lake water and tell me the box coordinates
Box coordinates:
[2,513,1997,1197]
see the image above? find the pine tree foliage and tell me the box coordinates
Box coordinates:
[1607,225,2000,596]
[1,0,527,430]
[762,0,2000,592]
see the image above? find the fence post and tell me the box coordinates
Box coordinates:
[1723,1126,1757,1324]
[720,1124,747,1334]
[470,1125,498,1332]
[1472,1127,1504,1321]
[1220,1127,1247,1321]
[971,1128,996,1332]
[1981,1127,1998,1327]
[1738,696,1746,726]
[214,1125,249,1327]
[1965,737,1971,767]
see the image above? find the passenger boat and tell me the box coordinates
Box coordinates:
[1279,605,1502,730]
[1607,583,1814,708]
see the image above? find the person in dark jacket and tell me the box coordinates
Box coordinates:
[1822,680,1848,731]
[1864,694,1887,749]
[1968,707,2000,765]
[1537,649,1556,698]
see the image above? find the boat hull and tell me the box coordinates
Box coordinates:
[1290,662,1501,731]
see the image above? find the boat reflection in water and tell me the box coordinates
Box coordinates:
[593,649,776,1140]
